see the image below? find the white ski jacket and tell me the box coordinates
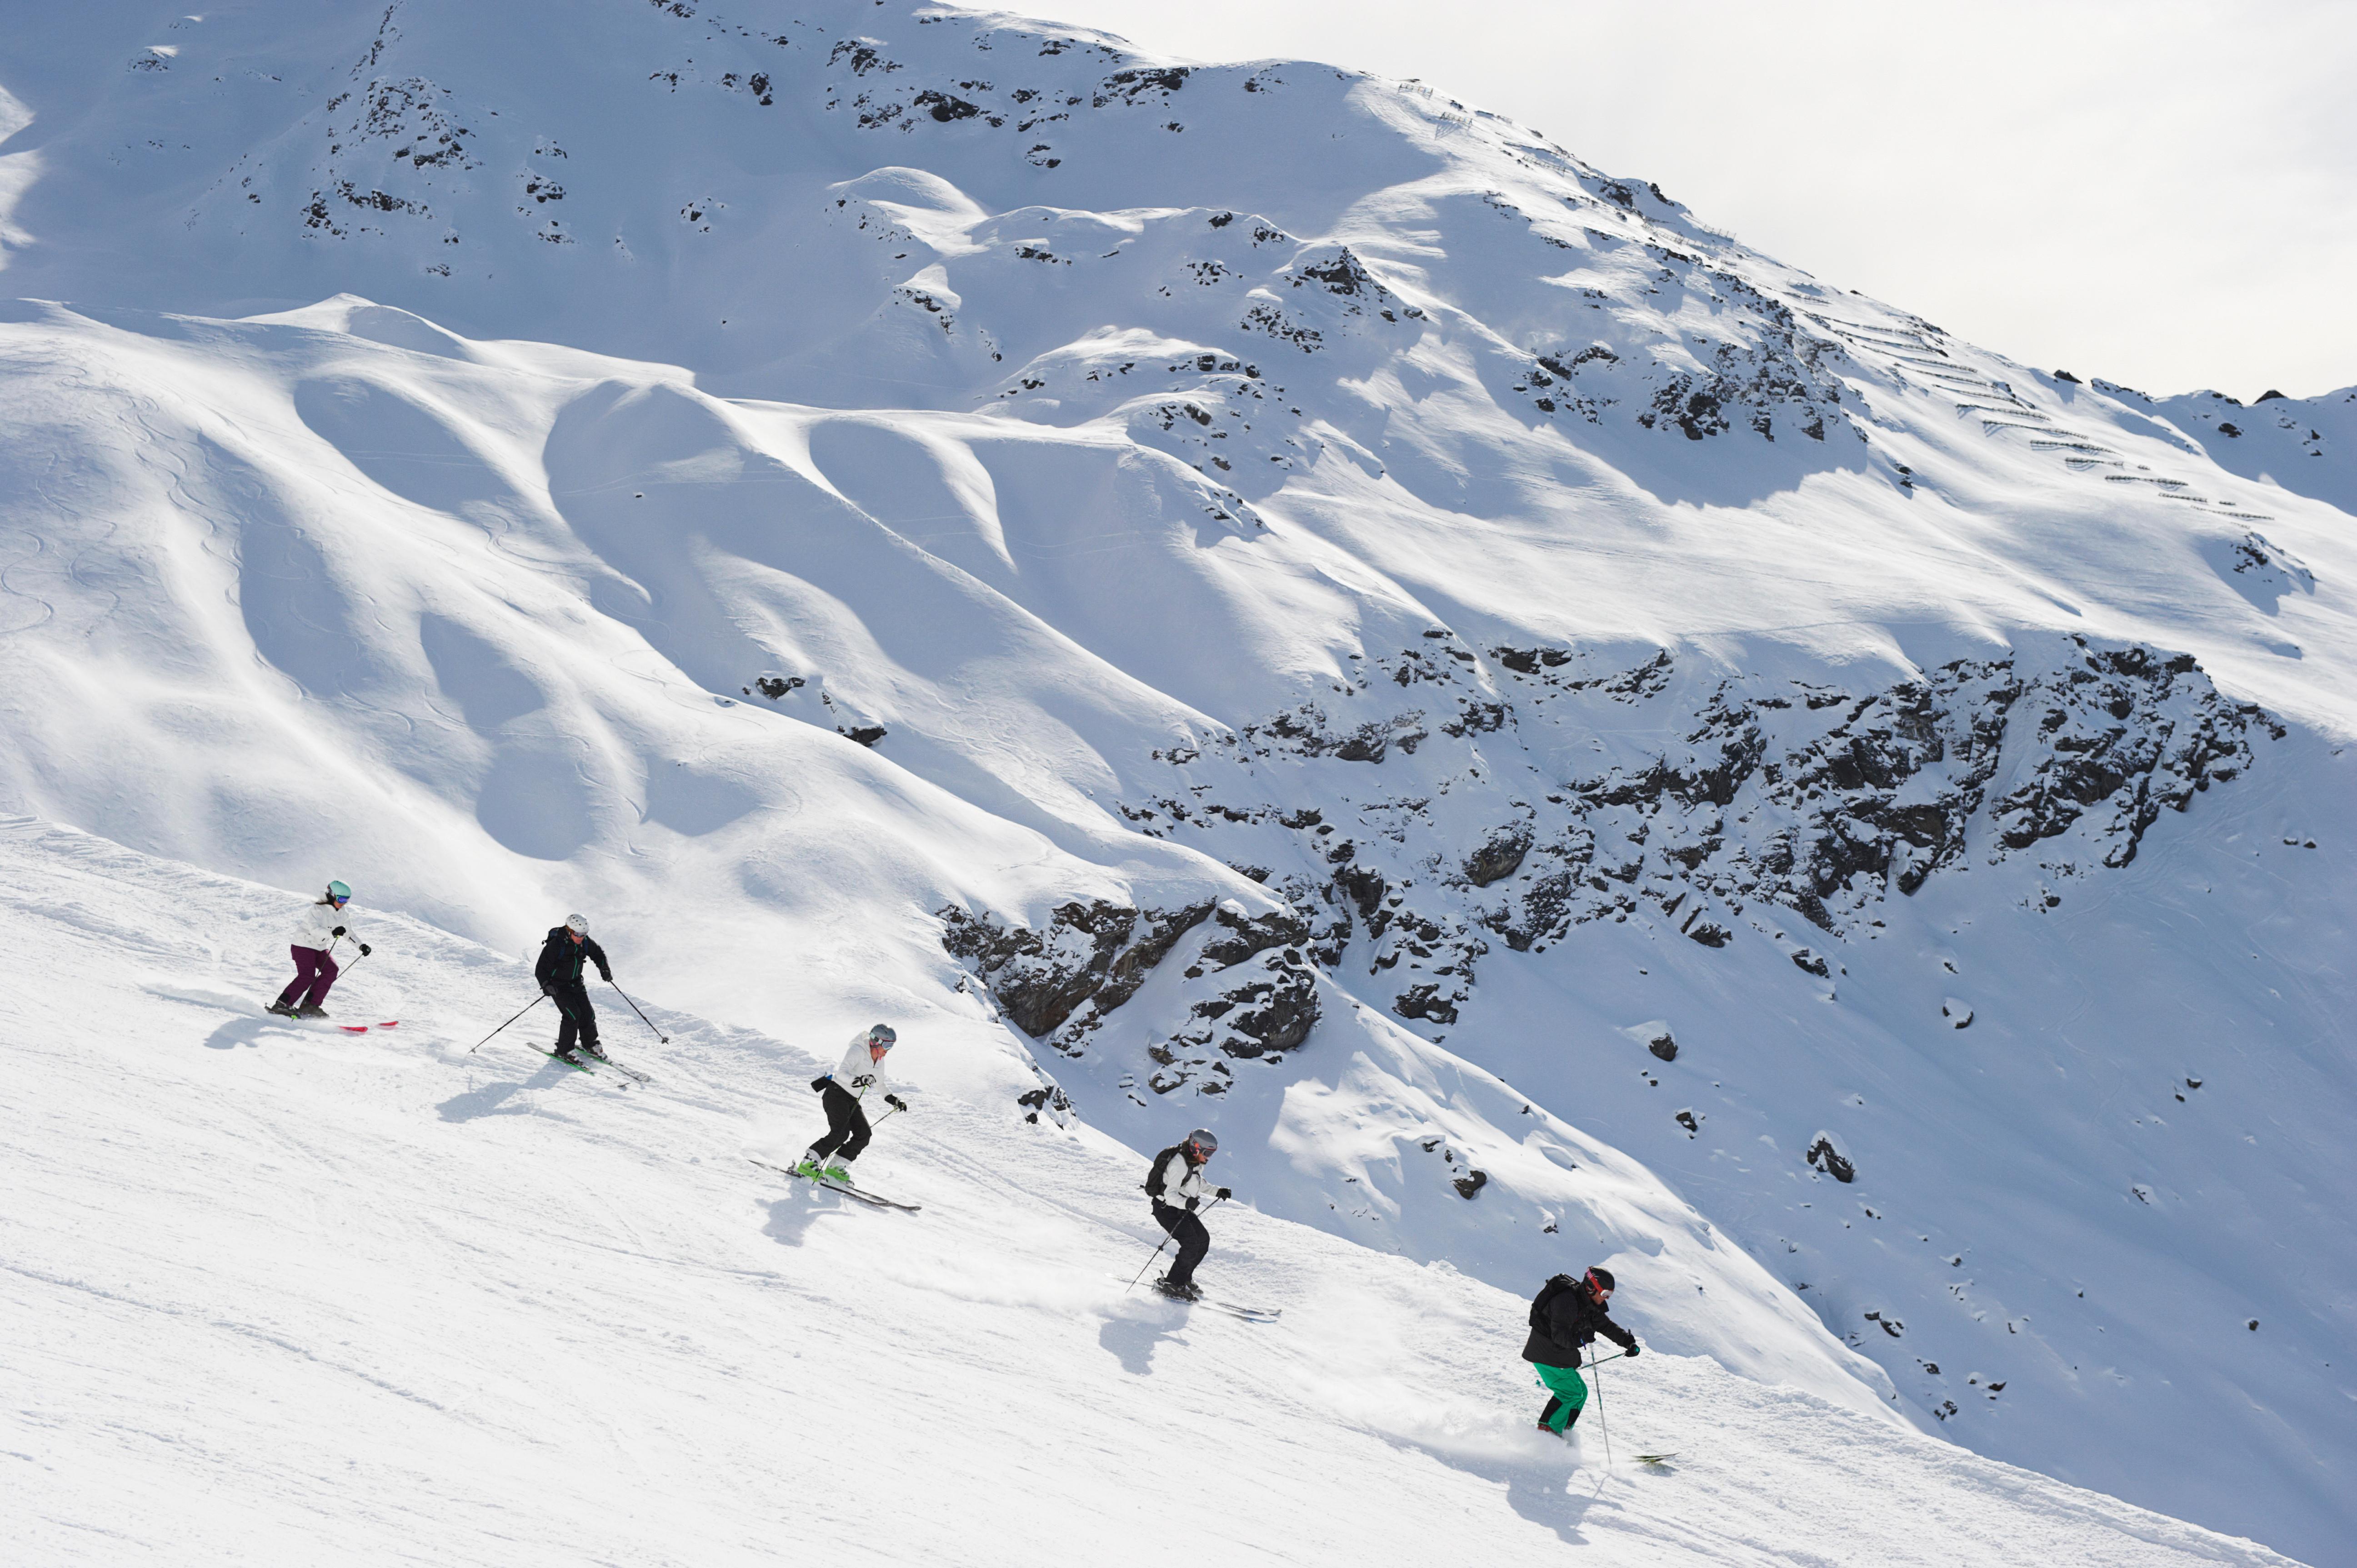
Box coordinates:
[290,899,355,953]
[826,1033,897,1101]
[1148,1145,1210,1213]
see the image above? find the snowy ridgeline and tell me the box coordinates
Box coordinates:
[0,818,2308,1568]
[0,1,2353,1562]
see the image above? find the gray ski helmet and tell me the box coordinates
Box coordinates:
[326,879,351,902]
[1185,1127,1219,1156]
[566,913,589,934]
[866,1024,898,1048]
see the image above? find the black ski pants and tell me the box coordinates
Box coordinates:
[550,980,599,1052]
[1153,1202,1211,1287]
[811,1080,872,1163]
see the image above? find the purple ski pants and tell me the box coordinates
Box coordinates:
[278,945,340,1009]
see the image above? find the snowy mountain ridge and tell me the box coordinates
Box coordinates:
[0,2,2352,1562]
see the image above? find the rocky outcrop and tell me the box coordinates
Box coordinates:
[940,896,1322,1102]
[939,899,1212,1038]
[1114,631,2272,1039]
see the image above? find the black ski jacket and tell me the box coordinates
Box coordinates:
[1521,1275,1638,1367]
[535,928,612,990]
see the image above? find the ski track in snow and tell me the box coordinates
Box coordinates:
[0,820,2303,1567]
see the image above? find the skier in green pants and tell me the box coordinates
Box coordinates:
[1522,1266,1639,1436]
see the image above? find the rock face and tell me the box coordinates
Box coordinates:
[940,898,1321,1096]
[1116,631,2275,1033]
[940,900,1212,1038]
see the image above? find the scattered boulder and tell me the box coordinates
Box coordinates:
[1942,997,1973,1028]
[1464,825,1532,887]
[1453,1169,1489,1200]
[1806,1134,1856,1183]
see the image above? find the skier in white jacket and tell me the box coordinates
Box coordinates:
[1146,1128,1231,1301]
[269,879,369,1019]
[795,1024,908,1182]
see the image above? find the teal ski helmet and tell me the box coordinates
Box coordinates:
[326,879,352,904]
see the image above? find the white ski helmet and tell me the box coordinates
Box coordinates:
[566,913,590,934]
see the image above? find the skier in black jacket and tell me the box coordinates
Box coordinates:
[1523,1266,1639,1436]
[535,914,613,1064]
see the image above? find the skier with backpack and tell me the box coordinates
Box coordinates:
[1145,1128,1231,1301]
[795,1024,908,1182]
[535,914,614,1064]
[268,879,370,1019]
[1524,1266,1640,1437]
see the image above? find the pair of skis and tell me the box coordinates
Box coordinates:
[1142,1284,1280,1323]
[533,1045,652,1084]
[275,1012,400,1034]
[747,1157,921,1212]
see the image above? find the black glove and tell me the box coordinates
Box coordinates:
[1185,1196,1199,1212]
[359,943,372,957]
[541,985,554,998]
[1625,1343,1641,1358]
[600,971,614,984]
[331,926,346,937]
[1216,1187,1232,1200]
[886,1094,908,1112]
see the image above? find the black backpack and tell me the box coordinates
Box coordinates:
[1529,1273,1578,1331]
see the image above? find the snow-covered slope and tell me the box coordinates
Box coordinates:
[2143,381,2357,521]
[0,2,2352,1561]
[0,817,2308,1567]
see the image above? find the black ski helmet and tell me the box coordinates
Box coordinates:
[1585,1266,1617,1293]
[1185,1127,1218,1157]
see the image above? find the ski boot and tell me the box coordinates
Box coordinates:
[582,1042,611,1063]
[791,1157,825,1180]
[823,1164,853,1183]
[295,1004,328,1019]
[1154,1275,1202,1303]
[266,1000,299,1019]
[552,1044,584,1065]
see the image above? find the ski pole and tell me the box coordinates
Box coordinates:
[1589,1345,1615,1471]
[1126,1195,1226,1291]
[467,993,546,1054]
[609,979,669,1044]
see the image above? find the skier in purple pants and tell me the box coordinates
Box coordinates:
[269,879,370,1019]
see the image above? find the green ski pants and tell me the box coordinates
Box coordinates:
[1534,1361,1588,1433]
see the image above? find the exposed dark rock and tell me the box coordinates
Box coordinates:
[1392,983,1458,1025]
[1807,1135,1856,1183]
[941,899,1212,1038]
[1790,948,1831,978]
[1465,826,1531,887]
[1685,919,1731,948]
[1199,903,1309,968]
[1644,1028,1678,1062]
[1453,1169,1489,1199]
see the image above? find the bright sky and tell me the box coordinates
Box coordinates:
[1025,0,2357,400]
